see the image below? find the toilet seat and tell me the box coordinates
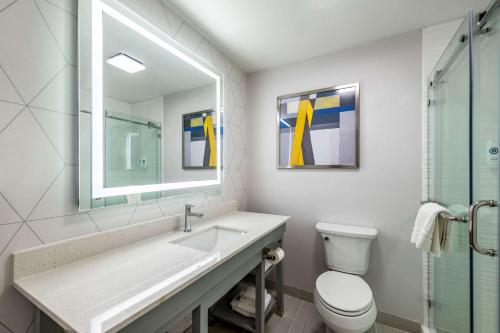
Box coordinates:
[315,271,373,316]
[314,290,377,333]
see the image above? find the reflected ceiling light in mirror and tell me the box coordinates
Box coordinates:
[106,53,145,73]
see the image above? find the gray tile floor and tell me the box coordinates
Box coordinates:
[183,294,410,333]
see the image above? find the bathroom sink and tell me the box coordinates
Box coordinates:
[172,227,248,252]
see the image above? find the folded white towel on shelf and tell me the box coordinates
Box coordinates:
[411,202,450,256]
[240,285,257,301]
[230,286,272,318]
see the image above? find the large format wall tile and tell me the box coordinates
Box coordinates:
[35,0,77,66]
[158,195,186,216]
[206,192,224,207]
[0,0,66,103]
[0,195,21,225]
[196,39,214,66]
[0,68,23,104]
[162,3,183,37]
[88,204,136,231]
[0,0,248,331]
[175,22,203,52]
[130,203,163,224]
[28,213,98,243]
[0,110,65,219]
[45,0,76,16]
[0,322,13,333]
[230,147,245,170]
[0,102,23,133]
[119,0,171,36]
[185,193,208,208]
[28,165,79,221]
[0,0,15,11]
[0,223,21,254]
[31,107,78,164]
[230,104,245,126]
[210,45,232,79]
[229,65,244,85]
[230,170,244,191]
[30,65,77,114]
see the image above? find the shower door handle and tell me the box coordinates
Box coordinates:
[469,200,497,257]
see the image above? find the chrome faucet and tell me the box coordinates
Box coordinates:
[184,204,203,232]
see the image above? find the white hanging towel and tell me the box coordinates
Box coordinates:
[411,202,450,257]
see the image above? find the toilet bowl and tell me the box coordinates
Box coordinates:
[313,271,376,333]
[314,222,378,333]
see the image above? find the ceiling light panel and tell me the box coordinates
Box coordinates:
[106,53,146,73]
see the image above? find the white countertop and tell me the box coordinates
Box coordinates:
[12,207,288,333]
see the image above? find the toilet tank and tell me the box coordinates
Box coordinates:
[316,222,377,275]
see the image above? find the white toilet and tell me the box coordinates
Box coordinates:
[314,222,378,333]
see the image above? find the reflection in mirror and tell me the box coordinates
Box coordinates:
[182,109,221,170]
[79,0,222,210]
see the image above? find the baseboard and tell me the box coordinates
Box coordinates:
[267,280,421,333]
[376,311,421,333]
[264,279,314,302]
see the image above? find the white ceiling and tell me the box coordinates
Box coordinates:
[165,0,490,73]
[102,12,214,104]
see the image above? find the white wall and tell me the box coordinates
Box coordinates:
[246,30,423,321]
[0,0,248,332]
[132,96,163,123]
[80,90,133,115]
[163,84,217,182]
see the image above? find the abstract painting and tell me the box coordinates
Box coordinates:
[277,83,359,168]
[182,110,221,169]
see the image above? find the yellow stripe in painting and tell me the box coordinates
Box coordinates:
[204,115,217,167]
[314,95,340,110]
[290,100,314,166]
[191,117,203,127]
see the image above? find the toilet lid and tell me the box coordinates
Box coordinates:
[316,271,373,314]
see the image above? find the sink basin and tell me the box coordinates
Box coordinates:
[172,227,248,252]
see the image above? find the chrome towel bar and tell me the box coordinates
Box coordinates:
[420,199,497,256]
[419,200,468,223]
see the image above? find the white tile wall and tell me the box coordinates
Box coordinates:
[0,0,248,332]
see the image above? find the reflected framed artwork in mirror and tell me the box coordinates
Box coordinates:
[78,0,223,210]
[182,110,223,170]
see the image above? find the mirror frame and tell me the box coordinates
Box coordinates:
[82,0,223,199]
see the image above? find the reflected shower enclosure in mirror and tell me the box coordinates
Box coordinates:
[79,0,223,210]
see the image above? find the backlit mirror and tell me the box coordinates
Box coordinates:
[79,0,223,210]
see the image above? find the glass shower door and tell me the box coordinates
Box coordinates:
[472,4,499,332]
[428,17,471,333]
[428,4,499,333]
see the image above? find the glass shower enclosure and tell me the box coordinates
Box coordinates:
[426,1,499,332]
[79,109,163,209]
[102,111,163,207]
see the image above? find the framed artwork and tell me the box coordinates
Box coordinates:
[182,109,222,169]
[277,83,359,169]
